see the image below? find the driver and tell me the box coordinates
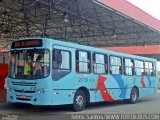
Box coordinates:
[33,55,43,77]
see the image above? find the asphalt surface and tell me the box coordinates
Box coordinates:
[0,91,160,120]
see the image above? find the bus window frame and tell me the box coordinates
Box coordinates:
[123,57,134,76]
[52,48,72,71]
[145,61,155,76]
[75,49,91,74]
[52,48,72,81]
[134,59,145,76]
[109,55,122,75]
[92,52,108,75]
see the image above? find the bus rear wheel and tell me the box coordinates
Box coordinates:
[129,88,138,104]
[73,90,86,112]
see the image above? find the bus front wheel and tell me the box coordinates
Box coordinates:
[73,90,86,112]
[129,88,138,104]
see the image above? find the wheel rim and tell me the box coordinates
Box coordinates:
[132,91,137,102]
[75,95,84,108]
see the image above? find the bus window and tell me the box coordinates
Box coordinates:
[93,53,107,74]
[53,49,71,70]
[124,58,134,76]
[109,56,122,75]
[135,60,144,76]
[8,49,50,79]
[52,49,71,80]
[53,49,62,69]
[145,62,154,76]
[76,50,91,73]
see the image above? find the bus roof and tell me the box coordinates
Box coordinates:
[12,38,157,62]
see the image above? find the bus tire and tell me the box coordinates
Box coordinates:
[73,90,86,112]
[129,87,138,104]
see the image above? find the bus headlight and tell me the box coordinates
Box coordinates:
[4,84,9,90]
[4,78,9,90]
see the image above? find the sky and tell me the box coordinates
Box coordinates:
[127,0,160,21]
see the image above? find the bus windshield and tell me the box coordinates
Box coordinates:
[8,49,50,79]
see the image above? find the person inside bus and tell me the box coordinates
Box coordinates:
[24,55,32,76]
[53,50,62,69]
[33,55,43,77]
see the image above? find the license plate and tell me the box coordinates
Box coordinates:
[19,95,27,99]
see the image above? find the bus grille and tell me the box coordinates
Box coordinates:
[12,82,37,86]
[14,90,36,93]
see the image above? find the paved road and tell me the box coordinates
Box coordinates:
[0,92,160,120]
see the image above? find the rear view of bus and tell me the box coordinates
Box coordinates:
[7,39,51,105]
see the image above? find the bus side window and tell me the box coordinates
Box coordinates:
[53,49,62,69]
[93,53,106,74]
[123,58,134,76]
[76,50,91,73]
[52,49,71,81]
[75,50,79,72]
[109,56,122,75]
[135,60,144,76]
[145,61,155,76]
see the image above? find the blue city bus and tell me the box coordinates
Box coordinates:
[6,38,158,111]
